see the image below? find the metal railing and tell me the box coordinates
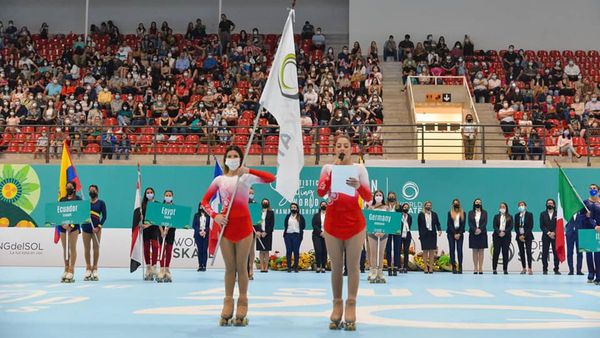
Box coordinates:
[1,124,597,166]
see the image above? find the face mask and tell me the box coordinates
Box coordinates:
[403,208,409,213]
[66,187,75,195]
[89,191,98,199]
[262,202,270,208]
[388,197,396,203]
[503,103,509,108]
[164,196,173,203]
[249,193,255,200]
[146,193,154,200]
[291,209,298,214]
[546,205,554,210]
[499,208,506,214]
[425,206,431,211]
[320,205,327,211]
[225,158,240,171]
[518,206,525,213]
[591,189,598,197]
[453,203,460,209]
[474,204,481,209]
[375,196,383,203]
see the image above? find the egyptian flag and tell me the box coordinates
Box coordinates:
[208,160,223,256]
[55,142,81,243]
[130,164,143,272]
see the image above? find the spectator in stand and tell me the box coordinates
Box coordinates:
[585,94,600,117]
[502,45,518,71]
[100,128,116,160]
[564,59,581,82]
[383,35,397,62]
[557,129,581,162]
[45,78,62,98]
[402,53,417,85]
[34,130,49,159]
[301,21,315,40]
[312,28,326,51]
[498,101,516,134]
[369,41,379,61]
[462,113,477,160]
[116,132,132,160]
[519,112,533,137]
[117,102,132,126]
[473,72,488,103]
[509,128,526,160]
[528,129,543,160]
[218,13,235,54]
[463,35,474,56]
[398,34,414,61]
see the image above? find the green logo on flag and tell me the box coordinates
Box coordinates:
[45,200,90,226]
[144,202,192,229]
[278,53,298,99]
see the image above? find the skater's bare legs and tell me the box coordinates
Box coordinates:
[82,232,92,270]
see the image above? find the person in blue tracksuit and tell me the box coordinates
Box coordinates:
[583,184,600,284]
[82,184,107,281]
[565,211,584,275]
[193,203,211,271]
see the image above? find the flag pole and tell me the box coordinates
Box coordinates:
[554,160,590,213]
[138,163,145,280]
[210,103,264,265]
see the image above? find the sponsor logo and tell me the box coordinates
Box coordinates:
[0,241,44,255]
[402,181,419,201]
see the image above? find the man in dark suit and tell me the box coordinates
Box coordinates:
[540,198,561,275]
[514,201,534,274]
[311,201,328,273]
[566,212,584,275]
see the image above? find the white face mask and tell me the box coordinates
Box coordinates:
[374,196,383,204]
[225,158,240,171]
[164,196,173,203]
[499,208,506,214]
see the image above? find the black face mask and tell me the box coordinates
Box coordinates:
[291,210,298,214]
[66,187,75,196]
[425,206,431,211]
[89,191,98,199]
[320,205,326,211]
[547,205,554,210]
[262,203,269,208]
[453,204,460,209]
[388,197,396,203]
[402,208,409,213]
[474,204,481,209]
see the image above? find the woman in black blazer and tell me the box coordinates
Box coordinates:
[311,201,328,273]
[514,201,534,275]
[283,203,306,273]
[192,203,211,271]
[492,202,513,274]
[417,201,442,274]
[398,203,413,273]
[468,198,488,274]
[256,198,275,273]
[446,198,466,274]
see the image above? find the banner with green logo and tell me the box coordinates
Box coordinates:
[144,203,192,229]
[579,229,600,252]
[44,200,90,226]
[364,209,402,234]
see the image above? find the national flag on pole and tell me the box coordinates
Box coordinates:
[259,9,303,203]
[208,160,223,256]
[557,167,586,263]
[130,164,143,272]
[56,141,81,243]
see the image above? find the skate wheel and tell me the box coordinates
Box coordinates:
[329,321,343,330]
[344,322,356,331]
[234,318,248,326]
[219,318,232,326]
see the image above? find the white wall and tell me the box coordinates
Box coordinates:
[350,0,600,51]
[0,0,348,35]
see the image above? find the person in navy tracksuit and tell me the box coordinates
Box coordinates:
[583,184,600,284]
[565,211,584,275]
[193,203,211,271]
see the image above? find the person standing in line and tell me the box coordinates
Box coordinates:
[256,198,275,273]
[367,190,389,283]
[468,198,488,274]
[446,198,466,274]
[201,145,275,326]
[565,211,584,276]
[582,184,600,284]
[540,198,561,275]
[82,184,107,281]
[193,203,211,271]
[492,202,513,275]
[418,201,442,274]
[385,191,401,276]
[461,113,477,160]
[59,181,82,283]
[312,200,328,273]
[317,134,372,331]
[283,203,305,273]
[514,201,534,275]
[157,190,176,283]
[398,202,413,273]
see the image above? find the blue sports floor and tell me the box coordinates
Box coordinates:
[1,267,599,338]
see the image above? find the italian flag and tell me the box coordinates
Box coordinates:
[557,168,585,263]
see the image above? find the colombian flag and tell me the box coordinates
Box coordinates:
[55,142,81,243]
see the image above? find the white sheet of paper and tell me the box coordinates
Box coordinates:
[331,165,358,196]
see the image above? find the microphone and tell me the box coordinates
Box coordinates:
[338,152,345,161]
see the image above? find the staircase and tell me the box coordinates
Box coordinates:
[474,103,509,160]
[379,62,415,160]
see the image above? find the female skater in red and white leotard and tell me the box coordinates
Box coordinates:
[317,134,372,331]
[201,145,275,326]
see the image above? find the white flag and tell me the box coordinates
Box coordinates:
[259,9,303,202]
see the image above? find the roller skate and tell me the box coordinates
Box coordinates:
[376,268,387,283]
[156,267,165,283]
[83,269,92,281]
[219,297,234,326]
[60,271,68,283]
[144,265,154,281]
[233,296,249,326]
[367,268,377,283]
[344,299,357,331]
[64,272,75,283]
[163,268,172,283]
[329,298,344,330]
[91,270,99,281]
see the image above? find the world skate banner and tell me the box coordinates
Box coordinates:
[44,201,90,226]
[578,229,600,252]
[144,203,192,229]
[364,210,402,234]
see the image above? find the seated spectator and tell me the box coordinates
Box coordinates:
[557,129,580,162]
[216,120,231,143]
[116,132,132,160]
[519,112,533,137]
[117,103,133,126]
[398,34,414,61]
[329,108,349,134]
[369,41,379,61]
[584,95,600,118]
[175,52,191,74]
[498,101,516,134]
[312,28,325,50]
[502,45,518,70]
[508,128,526,160]
[132,103,147,126]
[383,35,397,62]
[473,72,488,103]
[45,79,62,98]
[5,111,20,133]
[34,130,49,159]
[528,129,543,160]
[571,95,585,117]
[564,59,581,82]
[100,128,116,160]
[71,133,82,158]
[50,128,65,158]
